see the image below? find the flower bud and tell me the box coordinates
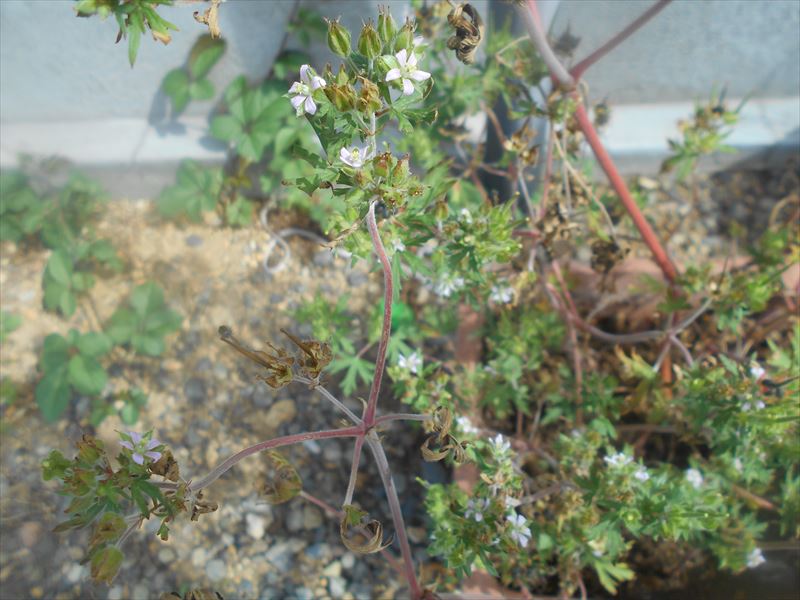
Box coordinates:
[358,21,382,60]
[377,6,397,44]
[326,17,351,57]
[357,77,382,113]
[373,152,391,178]
[394,18,415,52]
[391,155,410,181]
[324,83,357,112]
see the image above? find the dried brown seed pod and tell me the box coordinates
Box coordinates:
[446,3,484,65]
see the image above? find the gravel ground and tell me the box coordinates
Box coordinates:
[1,156,797,599]
[0,199,435,600]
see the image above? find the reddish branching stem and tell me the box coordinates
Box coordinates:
[524,0,679,284]
[364,201,393,425]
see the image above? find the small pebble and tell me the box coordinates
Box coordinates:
[158,548,176,563]
[107,586,124,600]
[131,583,149,599]
[191,547,207,568]
[341,552,356,570]
[246,513,266,539]
[302,506,323,530]
[65,563,85,583]
[186,234,204,247]
[206,558,227,582]
[329,576,347,599]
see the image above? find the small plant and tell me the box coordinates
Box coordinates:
[105,282,183,356]
[42,2,799,598]
[162,35,226,117]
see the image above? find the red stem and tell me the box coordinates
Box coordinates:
[364,202,393,425]
[524,0,678,284]
[573,104,677,281]
[191,426,363,491]
[570,0,673,81]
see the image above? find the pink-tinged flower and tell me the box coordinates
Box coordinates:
[288,64,326,116]
[385,48,430,96]
[506,513,531,547]
[465,498,489,522]
[119,430,162,465]
[339,144,374,168]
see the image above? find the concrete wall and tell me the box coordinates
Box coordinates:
[1,0,798,194]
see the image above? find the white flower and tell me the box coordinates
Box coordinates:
[506,513,531,547]
[412,35,425,48]
[457,416,479,435]
[339,145,374,168]
[634,466,650,482]
[288,64,326,116]
[490,285,514,304]
[465,498,489,522]
[397,351,422,374]
[604,452,632,468]
[742,399,766,412]
[750,363,766,380]
[385,48,431,96]
[504,495,519,514]
[490,434,510,456]
[746,548,766,568]
[685,468,704,489]
[733,457,744,473]
[434,273,464,298]
[391,238,406,253]
[459,208,473,224]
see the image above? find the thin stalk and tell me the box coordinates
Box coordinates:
[293,376,362,424]
[523,0,678,283]
[190,426,363,492]
[523,1,575,89]
[364,202,393,426]
[373,413,432,427]
[344,435,365,506]
[570,0,673,80]
[572,104,678,282]
[365,433,422,599]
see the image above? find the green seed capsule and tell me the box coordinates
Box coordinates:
[358,21,382,60]
[377,7,397,44]
[326,17,351,57]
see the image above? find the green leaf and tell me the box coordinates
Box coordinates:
[210,114,242,142]
[224,197,253,227]
[162,68,190,113]
[158,161,222,220]
[272,49,311,79]
[41,334,70,371]
[59,288,77,317]
[189,78,215,101]
[68,355,107,395]
[131,334,164,357]
[105,308,136,345]
[128,24,142,67]
[76,332,113,358]
[90,546,123,584]
[41,449,71,481]
[130,282,164,318]
[120,402,139,425]
[188,35,226,80]
[47,250,73,286]
[36,366,71,423]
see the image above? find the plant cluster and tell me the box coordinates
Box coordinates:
[0,168,182,425]
[42,1,800,598]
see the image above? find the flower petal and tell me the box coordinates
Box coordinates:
[299,64,312,83]
[311,76,326,91]
[288,82,303,95]
[304,96,317,116]
[401,78,414,96]
[146,438,161,450]
[410,69,430,82]
[129,431,142,444]
[290,95,306,110]
[132,453,145,465]
[385,68,402,82]
[396,48,408,67]
[119,441,134,451]
[145,451,162,462]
